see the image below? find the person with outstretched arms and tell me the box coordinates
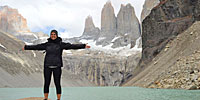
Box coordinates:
[23,30,90,100]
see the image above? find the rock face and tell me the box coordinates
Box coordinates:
[94,2,141,48]
[0,6,47,43]
[0,30,94,87]
[0,6,30,34]
[117,4,140,37]
[123,21,200,89]
[63,50,141,86]
[139,0,200,68]
[96,1,117,46]
[112,4,141,48]
[141,0,160,21]
[81,16,100,40]
[101,1,117,33]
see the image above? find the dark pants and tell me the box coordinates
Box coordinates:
[44,67,62,94]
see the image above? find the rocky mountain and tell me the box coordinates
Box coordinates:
[123,0,200,89]
[0,30,94,87]
[94,2,141,48]
[63,2,141,49]
[141,0,160,21]
[123,21,200,89]
[139,0,200,69]
[0,6,30,33]
[96,1,117,46]
[117,4,140,37]
[113,4,141,48]
[80,16,100,40]
[0,6,48,43]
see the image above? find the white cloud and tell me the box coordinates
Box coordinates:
[60,31,70,38]
[0,0,145,38]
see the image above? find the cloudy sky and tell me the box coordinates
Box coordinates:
[1,0,145,38]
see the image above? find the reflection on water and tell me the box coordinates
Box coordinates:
[0,87,200,100]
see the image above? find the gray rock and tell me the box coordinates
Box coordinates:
[96,1,117,46]
[96,2,141,48]
[187,85,198,90]
[111,34,133,48]
[141,0,160,21]
[81,16,100,40]
[114,4,141,48]
[191,74,198,81]
[117,4,140,38]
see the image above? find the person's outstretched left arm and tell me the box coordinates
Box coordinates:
[62,42,90,50]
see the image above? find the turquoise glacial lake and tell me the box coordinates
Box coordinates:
[0,87,200,100]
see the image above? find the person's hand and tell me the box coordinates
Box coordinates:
[22,46,25,51]
[85,44,90,48]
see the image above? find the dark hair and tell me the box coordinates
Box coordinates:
[50,30,58,37]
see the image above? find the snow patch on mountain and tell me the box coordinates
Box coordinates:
[24,42,33,45]
[111,36,120,42]
[80,37,142,56]
[97,37,106,41]
[0,43,6,49]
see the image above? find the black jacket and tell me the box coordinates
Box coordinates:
[24,37,86,67]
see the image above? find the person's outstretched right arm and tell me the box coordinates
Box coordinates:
[23,43,47,50]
